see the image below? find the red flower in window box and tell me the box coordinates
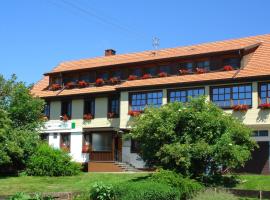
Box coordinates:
[179,69,189,75]
[60,144,70,152]
[128,110,143,117]
[224,65,234,71]
[142,74,152,79]
[78,80,88,88]
[61,114,69,121]
[95,78,104,86]
[259,103,270,109]
[109,77,120,85]
[65,82,76,89]
[158,72,167,77]
[232,104,249,112]
[51,83,62,91]
[83,113,93,120]
[128,75,138,81]
[107,112,115,118]
[82,144,90,153]
[196,68,207,74]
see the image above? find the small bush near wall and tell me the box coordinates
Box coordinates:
[26,143,81,176]
[90,182,115,200]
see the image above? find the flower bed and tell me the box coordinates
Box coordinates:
[224,65,234,71]
[232,104,249,112]
[158,72,167,77]
[78,80,88,88]
[128,110,143,117]
[128,75,138,81]
[83,113,93,120]
[142,74,152,79]
[95,78,104,86]
[259,103,270,109]
[51,83,62,91]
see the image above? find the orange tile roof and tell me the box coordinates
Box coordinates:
[32,33,270,98]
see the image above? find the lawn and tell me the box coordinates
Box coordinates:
[0,172,150,196]
[234,174,270,191]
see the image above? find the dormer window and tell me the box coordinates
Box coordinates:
[223,58,240,69]
[197,61,210,71]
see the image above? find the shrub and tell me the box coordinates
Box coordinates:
[115,181,180,200]
[149,169,203,199]
[192,189,238,200]
[26,143,81,176]
[90,182,115,200]
[9,192,31,200]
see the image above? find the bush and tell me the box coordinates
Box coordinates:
[115,181,180,200]
[90,182,115,200]
[192,189,238,200]
[26,143,81,176]
[149,169,203,199]
[9,192,30,200]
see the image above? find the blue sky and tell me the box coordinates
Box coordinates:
[1,0,270,84]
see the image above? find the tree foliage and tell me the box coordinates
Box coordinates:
[130,97,257,178]
[0,74,44,171]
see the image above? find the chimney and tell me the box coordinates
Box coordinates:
[105,49,116,56]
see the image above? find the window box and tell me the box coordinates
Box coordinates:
[109,77,120,85]
[128,75,138,81]
[259,103,270,109]
[196,68,207,74]
[223,65,234,71]
[82,144,90,153]
[142,74,152,79]
[60,145,70,152]
[78,80,88,88]
[158,72,168,77]
[51,83,62,91]
[83,113,93,120]
[179,69,189,75]
[128,110,143,117]
[95,78,104,86]
[65,82,76,89]
[232,104,249,112]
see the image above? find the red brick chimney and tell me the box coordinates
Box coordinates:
[105,49,116,56]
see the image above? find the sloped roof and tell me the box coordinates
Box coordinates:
[32,33,270,98]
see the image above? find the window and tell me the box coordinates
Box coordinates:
[61,100,72,119]
[211,84,252,108]
[98,72,109,80]
[84,99,95,117]
[92,133,112,151]
[197,60,210,71]
[223,57,240,69]
[169,88,205,103]
[43,101,50,119]
[131,139,140,153]
[130,91,163,111]
[253,130,269,137]
[79,73,90,82]
[63,76,77,84]
[259,82,270,104]
[145,67,157,76]
[159,66,170,74]
[130,68,142,77]
[60,133,70,152]
[112,71,122,79]
[108,96,120,118]
[181,62,193,72]
[40,133,49,142]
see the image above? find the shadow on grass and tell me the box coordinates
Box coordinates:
[202,174,239,188]
[129,174,152,182]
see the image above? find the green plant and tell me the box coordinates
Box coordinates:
[90,182,115,200]
[115,181,180,200]
[9,192,31,200]
[149,169,203,199]
[26,143,81,176]
[192,189,238,200]
[72,192,89,200]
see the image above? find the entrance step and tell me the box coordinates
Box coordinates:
[88,161,123,172]
[114,162,141,172]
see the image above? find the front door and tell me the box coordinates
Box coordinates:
[90,132,114,161]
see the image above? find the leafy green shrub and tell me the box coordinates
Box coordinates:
[9,192,31,200]
[149,169,203,199]
[115,181,180,200]
[90,182,115,200]
[192,189,238,200]
[26,143,81,176]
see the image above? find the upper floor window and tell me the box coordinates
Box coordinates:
[130,68,142,77]
[43,101,50,119]
[253,130,269,137]
[223,57,240,69]
[197,61,210,71]
[112,71,122,79]
[60,133,70,152]
[108,96,120,118]
[211,84,252,108]
[130,91,163,111]
[169,88,205,103]
[181,62,193,72]
[79,73,90,82]
[259,82,270,104]
[61,100,72,119]
[159,66,170,74]
[145,67,157,76]
[84,99,95,118]
[98,72,109,80]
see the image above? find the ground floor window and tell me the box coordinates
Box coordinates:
[60,133,71,152]
[92,133,112,152]
[253,130,269,137]
[40,133,49,142]
[82,133,91,153]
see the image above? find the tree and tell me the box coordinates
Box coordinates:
[130,97,257,178]
[0,74,44,172]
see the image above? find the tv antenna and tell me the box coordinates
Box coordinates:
[152,37,160,50]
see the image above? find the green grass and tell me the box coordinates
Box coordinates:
[0,172,150,195]
[234,174,270,191]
